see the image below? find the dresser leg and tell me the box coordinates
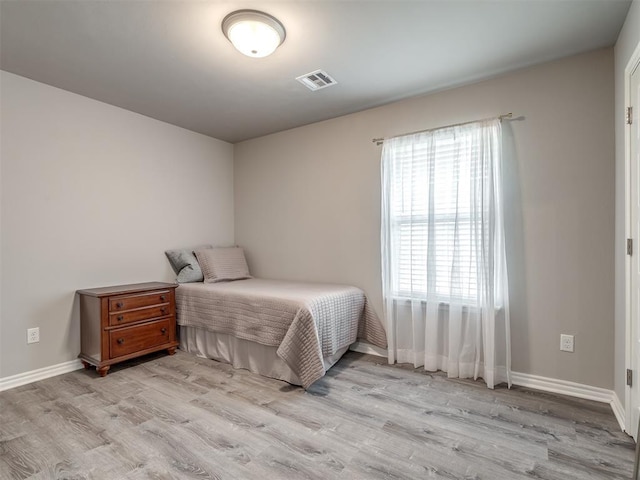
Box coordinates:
[96,366,110,377]
[167,347,176,355]
[81,360,91,370]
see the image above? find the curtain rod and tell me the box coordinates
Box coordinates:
[371,113,513,146]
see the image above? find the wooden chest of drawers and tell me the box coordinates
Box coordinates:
[77,282,179,376]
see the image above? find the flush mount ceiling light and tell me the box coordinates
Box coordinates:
[222,10,286,58]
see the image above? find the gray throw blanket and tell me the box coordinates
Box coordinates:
[175,278,387,388]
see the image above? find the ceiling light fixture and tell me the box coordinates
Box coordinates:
[221,10,286,58]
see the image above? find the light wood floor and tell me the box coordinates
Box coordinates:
[0,350,635,480]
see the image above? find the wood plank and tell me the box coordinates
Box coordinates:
[0,350,634,480]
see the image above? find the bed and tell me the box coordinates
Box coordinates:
[175,278,387,388]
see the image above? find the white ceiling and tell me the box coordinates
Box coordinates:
[0,0,632,143]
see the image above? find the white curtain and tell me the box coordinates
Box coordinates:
[381,118,510,389]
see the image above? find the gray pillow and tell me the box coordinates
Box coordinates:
[165,245,212,283]
[194,247,251,283]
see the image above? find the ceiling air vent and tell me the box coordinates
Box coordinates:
[296,69,337,91]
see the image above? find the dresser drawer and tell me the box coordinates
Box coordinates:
[109,305,171,327]
[109,318,172,358]
[109,290,170,312]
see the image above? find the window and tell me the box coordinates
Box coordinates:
[381,118,510,387]
[384,124,492,304]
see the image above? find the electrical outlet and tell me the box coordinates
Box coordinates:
[560,334,574,352]
[27,327,40,344]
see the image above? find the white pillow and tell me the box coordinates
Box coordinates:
[194,247,251,283]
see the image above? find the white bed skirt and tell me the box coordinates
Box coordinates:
[178,325,349,386]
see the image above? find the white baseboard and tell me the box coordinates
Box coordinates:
[349,341,388,358]
[511,371,624,431]
[510,371,613,403]
[0,359,84,392]
[611,391,626,432]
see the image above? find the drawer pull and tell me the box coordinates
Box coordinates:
[117,338,125,345]
[161,328,167,334]
[117,315,124,321]
[116,302,124,309]
[161,308,166,314]
[160,295,166,301]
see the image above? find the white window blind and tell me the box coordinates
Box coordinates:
[388,127,488,303]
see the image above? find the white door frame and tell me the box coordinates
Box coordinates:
[625,40,640,436]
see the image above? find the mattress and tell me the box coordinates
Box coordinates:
[176,278,387,387]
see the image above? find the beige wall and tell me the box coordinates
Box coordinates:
[235,49,615,389]
[0,71,234,378]
[614,0,640,409]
